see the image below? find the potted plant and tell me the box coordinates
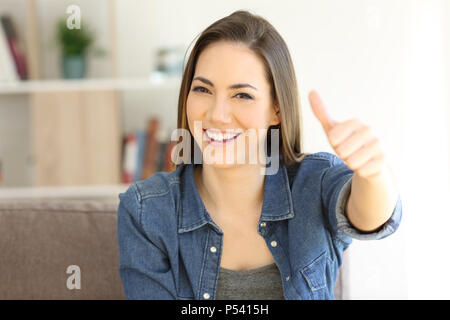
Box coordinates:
[56,18,94,79]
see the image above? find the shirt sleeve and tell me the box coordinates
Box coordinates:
[117,183,177,300]
[321,152,403,249]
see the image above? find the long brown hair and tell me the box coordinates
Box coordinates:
[174,10,308,169]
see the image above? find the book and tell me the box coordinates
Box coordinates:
[121,125,179,182]
[0,15,28,80]
[154,129,171,172]
[122,133,137,184]
[134,130,147,182]
[0,16,18,82]
[141,117,160,180]
[156,141,168,172]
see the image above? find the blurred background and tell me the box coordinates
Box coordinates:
[0,0,449,299]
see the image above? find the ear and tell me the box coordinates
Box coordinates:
[270,105,281,126]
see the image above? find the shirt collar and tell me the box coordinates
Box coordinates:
[178,158,295,234]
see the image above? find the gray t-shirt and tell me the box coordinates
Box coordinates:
[215,263,285,300]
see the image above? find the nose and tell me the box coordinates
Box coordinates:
[209,96,232,124]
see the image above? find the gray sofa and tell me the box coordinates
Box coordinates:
[0,198,347,299]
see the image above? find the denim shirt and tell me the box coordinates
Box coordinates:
[117,151,402,300]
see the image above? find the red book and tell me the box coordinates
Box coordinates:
[0,16,28,80]
[141,117,160,179]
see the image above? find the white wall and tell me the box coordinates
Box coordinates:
[401,0,450,299]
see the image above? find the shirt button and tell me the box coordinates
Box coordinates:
[260,222,266,227]
[285,276,290,281]
[210,246,217,253]
[270,240,277,247]
[203,292,210,300]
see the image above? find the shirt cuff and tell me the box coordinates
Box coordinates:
[335,176,403,241]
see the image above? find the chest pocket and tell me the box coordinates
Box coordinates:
[300,251,331,299]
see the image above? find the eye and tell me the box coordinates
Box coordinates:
[234,93,253,100]
[192,86,210,94]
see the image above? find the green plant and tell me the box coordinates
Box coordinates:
[56,18,94,56]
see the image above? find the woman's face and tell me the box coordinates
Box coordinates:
[186,41,280,167]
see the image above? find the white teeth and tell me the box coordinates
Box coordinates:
[206,130,240,141]
[224,133,235,140]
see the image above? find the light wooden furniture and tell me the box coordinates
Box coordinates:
[31,90,121,186]
[25,0,40,79]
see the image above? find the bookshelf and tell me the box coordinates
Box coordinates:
[0,0,182,197]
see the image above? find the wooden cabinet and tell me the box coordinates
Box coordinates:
[30,90,121,186]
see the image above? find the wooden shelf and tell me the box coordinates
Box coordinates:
[0,75,181,95]
[0,183,131,200]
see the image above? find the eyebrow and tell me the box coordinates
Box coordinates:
[192,76,258,91]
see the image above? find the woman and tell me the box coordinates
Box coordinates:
[117,10,402,300]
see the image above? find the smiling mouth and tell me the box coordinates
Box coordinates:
[203,128,242,143]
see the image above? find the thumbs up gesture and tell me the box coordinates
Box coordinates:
[309,90,387,179]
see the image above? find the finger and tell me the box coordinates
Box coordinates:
[309,90,337,133]
[328,118,364,147]
[334,125,374,159]
[354,153,386,179]
[345,138,382,170]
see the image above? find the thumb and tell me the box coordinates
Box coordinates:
[309,90,337,133]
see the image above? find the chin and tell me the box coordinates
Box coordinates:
[202,154,243,168]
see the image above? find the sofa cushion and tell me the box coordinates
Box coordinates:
[0,199,125,299]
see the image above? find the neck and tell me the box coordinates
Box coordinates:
[194,163,266,216]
